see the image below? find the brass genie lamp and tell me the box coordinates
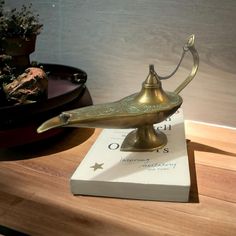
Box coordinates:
[37,35,199,151]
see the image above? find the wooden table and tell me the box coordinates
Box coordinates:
[0,121,235,236]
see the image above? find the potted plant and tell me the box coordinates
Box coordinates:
[0,0,43,68]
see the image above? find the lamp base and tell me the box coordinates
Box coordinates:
[121,125,167,152]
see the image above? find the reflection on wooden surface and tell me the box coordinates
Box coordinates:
[6,0,236,126]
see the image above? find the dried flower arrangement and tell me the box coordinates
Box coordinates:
[0,0,43,39]
[0,1,47,106]
[0,54,48,106]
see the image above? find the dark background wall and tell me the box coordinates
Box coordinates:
[5,0,236,126]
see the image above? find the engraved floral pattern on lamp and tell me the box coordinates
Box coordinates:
[68,92,181,119]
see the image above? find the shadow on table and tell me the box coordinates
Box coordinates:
[187,140,199,203]
[187,139,236,203]
[0,127,95,161]
[0,225,29,236]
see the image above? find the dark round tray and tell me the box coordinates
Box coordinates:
[0,63,93,148]
[0,63,87,128]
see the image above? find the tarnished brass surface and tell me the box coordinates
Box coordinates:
[37,35,199,151]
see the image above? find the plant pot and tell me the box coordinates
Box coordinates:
[2,35,36,68]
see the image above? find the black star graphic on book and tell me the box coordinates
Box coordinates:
[90,162,104,171]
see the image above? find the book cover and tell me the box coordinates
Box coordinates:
[70,109,190,202]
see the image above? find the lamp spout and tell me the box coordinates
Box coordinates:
[37,113,71,133]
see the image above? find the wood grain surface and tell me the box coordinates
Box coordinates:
[0,122,236,236]
[5,0,236,127]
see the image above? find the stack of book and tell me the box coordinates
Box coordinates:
[70,109,190,202]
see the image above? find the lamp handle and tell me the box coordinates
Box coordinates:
[157,35,199,94]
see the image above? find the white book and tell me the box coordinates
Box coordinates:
[70,109,190,202]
